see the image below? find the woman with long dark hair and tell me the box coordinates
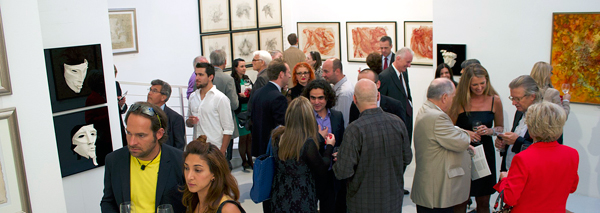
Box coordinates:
[435,63,458,86]
[231,58,254,170]
[306,51,323,79]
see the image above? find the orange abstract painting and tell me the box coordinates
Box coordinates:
[297,22,340,60]
[551,13,600,105]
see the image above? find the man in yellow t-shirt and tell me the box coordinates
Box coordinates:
[101,102,185,213]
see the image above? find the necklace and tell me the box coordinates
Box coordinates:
[135,151,159,170]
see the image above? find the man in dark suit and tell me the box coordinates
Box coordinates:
[101,102,185,213]
[250,50,273,93]
[302,79,345,213]
[349,69,406,125]
[379,36,395,70]
[147,79,186,150]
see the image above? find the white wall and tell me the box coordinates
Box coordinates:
[0,0,68,212]
[433,0,600,198]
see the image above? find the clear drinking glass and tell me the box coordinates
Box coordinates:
[157,204,174,213]
[120,201,135,213]
[561,83,570,95]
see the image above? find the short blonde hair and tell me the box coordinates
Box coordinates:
[525,101,566,142]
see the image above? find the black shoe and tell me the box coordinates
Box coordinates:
[404,189,410,195]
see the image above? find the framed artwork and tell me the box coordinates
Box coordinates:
[404,21,433,65]
[297,22,341,60]
[201,33,232,68]
[53,106,113,177]
[44,44,106,113]
[232,31,258,64]
[436,44,466,76]
[109,9,139,54]
[551,12,600,105]
[257,0,282,28]
[259,28,283,52]
[230,0,257,30]
[0,10,11,96]
[346,22,397,62]
[0,108,31,212]
[199,0,230,33]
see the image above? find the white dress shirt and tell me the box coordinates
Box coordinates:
[332,76,354,128]
[188,85,234,148]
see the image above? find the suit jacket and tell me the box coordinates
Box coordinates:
[316,109,345,148]
[283,46,307,87]
[249,82,287,157]
[251,69,269,98]
[495,141,578,212]
[100,144,185,213]
[411,100,471,208]
[164,105,186,150]
[213,67,240,138]
[349,94,406,125]
[378,65,413,141]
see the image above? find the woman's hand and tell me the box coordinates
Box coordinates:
[318,125,329,140]
[467,130,481,142]
[475,125,493,136]
[499,171,509,180]
[325,133,336,146]
[238,92,247,98]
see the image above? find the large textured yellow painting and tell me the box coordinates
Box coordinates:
[551,13,600,105]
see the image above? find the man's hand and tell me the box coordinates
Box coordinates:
[118,96,126,108]
[318,125,329,139]
[495,137,505,149]
[498,132,518,145]
[186,115,199,127]
[499,171,509,180]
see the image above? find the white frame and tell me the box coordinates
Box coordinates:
[0,108,30,212]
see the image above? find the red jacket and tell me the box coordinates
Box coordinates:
[494,141,579,212]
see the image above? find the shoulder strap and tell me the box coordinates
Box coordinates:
[216,200,246,213]
[491,95,495,111]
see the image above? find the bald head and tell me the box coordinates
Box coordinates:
[358,69,380,89]
[353,79,378,111]
[426,78,455,113]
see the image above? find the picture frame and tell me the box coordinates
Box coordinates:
[199,0,230,33]
[257,0,282,28]
[109,8,139,54]
[551,12,600,105]
[201,33,232,68]
[404,21,433,66]
[346,22,397,62]
[230,0,257,30]
[436,44,466,76]
[0,10,11,96]
[232,31,259,64]
[259,28,283,52]
[0,108,31,213]
[297,22,341,60]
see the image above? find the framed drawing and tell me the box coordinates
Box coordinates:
[199,0,230,33]
[109,9,139,54]
[201,33,232,68]
[346,22,396,62]
[0,108,31,213]
[404,21,433,65]
[44,44,106,113]
[230,0,257,30]
[232,31,259,64]
[259,28,283,52]
[53,106,113,177]
[297,22,341,60]
[436,44,466,76]
[0,10,11,96]
[257,0,282,28]
[551,12,600,105]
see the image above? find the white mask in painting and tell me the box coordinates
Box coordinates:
[63,59,89,93]
[72,124,98,166]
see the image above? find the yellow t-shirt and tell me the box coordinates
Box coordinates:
[130,151,161,213]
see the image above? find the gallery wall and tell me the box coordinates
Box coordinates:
[433,0,600,199]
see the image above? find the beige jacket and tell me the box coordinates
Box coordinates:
[541,88,570,117]
[411,100,471,208]
[283,46,306,87]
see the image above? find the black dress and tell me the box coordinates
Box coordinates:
[288,84,305,100]
[270,137,333,213]
[455,97,497,197]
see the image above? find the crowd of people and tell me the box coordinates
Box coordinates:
[101,33,579,213]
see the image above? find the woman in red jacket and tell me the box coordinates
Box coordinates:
[495,101,579,212]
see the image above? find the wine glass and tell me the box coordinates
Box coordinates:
[561,83,570,95]
[157,204,174,213]
[120,201,135,213]
[472,120,482,132]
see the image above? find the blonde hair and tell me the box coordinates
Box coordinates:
[525,101,566,142]
[530,61,553,90]
[275,97,318,161]
[449,64,498,117]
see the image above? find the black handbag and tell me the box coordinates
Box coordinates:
[493,190,513,213]
[237,111,251,129]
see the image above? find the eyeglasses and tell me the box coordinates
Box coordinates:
[129,103,162,128]
[508,94,529,102]
[252,59,262,62]
[148,88,163,94]
[296,72,310,76]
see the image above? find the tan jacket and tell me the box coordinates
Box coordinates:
[541,88,570,117]
[411,100,471,208]
[283,46,306,87]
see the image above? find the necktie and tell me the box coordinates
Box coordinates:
[399,73,412,117]
[384,57,388,70]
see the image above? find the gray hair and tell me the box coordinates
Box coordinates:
[525,101,567,142]
[253,50,272,67]
[209,49,227,66]
[396,47,414,58]
[193,56,208,67]
[426,78,455,100]
[461,59,481,69]
[150,79,172,102]
[509,75,541,102]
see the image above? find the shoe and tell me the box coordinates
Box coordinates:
[404,189,410,195]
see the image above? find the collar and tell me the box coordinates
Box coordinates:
[333,76,348,91]
[215,67,224,73]
[313,109,331,119]
[269,81,282,92]
[359,107,384,117]
[291,45,298,48]
[160,104,165,111]
[392,63,403,77]
[425,100,444,112]
[383,53,392,61]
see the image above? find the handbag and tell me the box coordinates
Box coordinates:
[492,190,513,213]
[237,111,251,129]
[249,136,275,203]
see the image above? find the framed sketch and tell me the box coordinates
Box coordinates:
[53,106,113,177]
[230,0,257,30]
[0,108,31,213]
[201,33,232,68]
[436,44,466,76]
[109,9,139,54]
[44,44,106,113]
[232,31,258,64]
[346,22,397,62]
[259,28,283,52]
[551,12,600,105]
[199,0,230,33]
[404,21,433,65]
[0,10,11,96]
[257,0,282,28]
[297,22,341,60]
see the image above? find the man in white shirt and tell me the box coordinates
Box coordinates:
[186,63,234,155]
[322,58,354,127]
